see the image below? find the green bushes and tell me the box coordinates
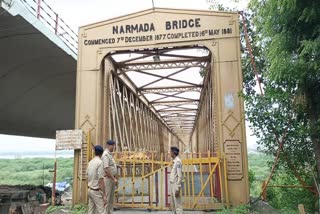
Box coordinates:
[216,204,253,214]
[248,153,316,213]
[46,205,87,214]
[70,204,88,214]
[0,158,73,185]
[266,173,316,213]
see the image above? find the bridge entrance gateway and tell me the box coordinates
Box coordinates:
[74,8,249,209]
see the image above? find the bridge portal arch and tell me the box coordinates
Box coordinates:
[74,8,249,207]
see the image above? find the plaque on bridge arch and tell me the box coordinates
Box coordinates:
[224,140,243,180]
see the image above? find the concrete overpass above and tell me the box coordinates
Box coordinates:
[0,0,77,138]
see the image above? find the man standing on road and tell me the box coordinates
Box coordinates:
[87,145,106,214]
[170,146,183,214]
[102,140,118,214]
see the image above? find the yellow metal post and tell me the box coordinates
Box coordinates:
[223,154,229,208]
[186,154,190,208]
[122,152,126,207]
[141,152,145,206]
[150,152,154,209]
[199,152,204,198]
[191,154,195,208]
[51,160,57,206]
[72,150,80,205]
[160,153,164,209]
[208,151,214,198]
[183,161,187,207]
[132,153,136,207]
[218,155,223,207]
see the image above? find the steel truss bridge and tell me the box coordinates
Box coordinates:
[0,0,249,210]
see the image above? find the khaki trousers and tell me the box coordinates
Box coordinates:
[170,182,183,214]
[88,189,105,214]
[105,177,116,214]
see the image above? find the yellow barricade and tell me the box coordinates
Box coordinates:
[112,151,227,211]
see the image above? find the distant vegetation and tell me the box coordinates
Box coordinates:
[1,155,269,187]
[0,157,73,185]
[248,153,273,197]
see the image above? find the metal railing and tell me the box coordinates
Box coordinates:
[111,151,227,210]
[82,132,228,211]
[20,0,78,55]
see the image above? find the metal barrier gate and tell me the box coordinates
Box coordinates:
[112,152,228,210]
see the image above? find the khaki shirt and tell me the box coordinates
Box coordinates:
[170,156,183,188]
[102,148,117,176]
[87,156,104,189]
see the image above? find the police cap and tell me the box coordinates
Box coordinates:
[106,140,116,145]
[171,146,179,154]
[94,145,103,155]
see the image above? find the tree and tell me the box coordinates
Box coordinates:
[208,0,319,211]
[243,1,320,212]
[239,1,320,212]
[246,0,320,180]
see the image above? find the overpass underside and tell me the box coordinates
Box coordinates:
[0,0,77,138]
[73,8,249,209]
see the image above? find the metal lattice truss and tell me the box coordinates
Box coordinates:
[193,72,215,153]
[119,58,208,71]
[110,77,162,152]
[110,46,211,144]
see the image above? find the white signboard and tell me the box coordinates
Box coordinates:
[56,130,83,150]
[224,93,235,109]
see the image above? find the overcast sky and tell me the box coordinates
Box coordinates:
[0,0,255,154]
[48,0,248,32]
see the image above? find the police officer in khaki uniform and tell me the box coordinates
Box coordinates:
[169,146,183,214]
[87,145,106,214]
[102,140,118,214]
